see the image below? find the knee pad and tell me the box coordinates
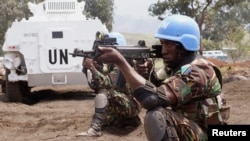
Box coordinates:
[144,107,166,141]
[95,90,108,113]
[144,107,179,141]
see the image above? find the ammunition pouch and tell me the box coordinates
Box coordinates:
[199,95,230,127]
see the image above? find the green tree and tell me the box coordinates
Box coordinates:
[148,0,248,54]
[202,39,219,50]
[83,0,114,31]
[205,1,250,58]
[0,0,114,56]
[0,0,23,55]
[205,1,250,42]
[148,0,215,31]
[148,0,247,33]
[225,26,250,62]
[0,0,43,55]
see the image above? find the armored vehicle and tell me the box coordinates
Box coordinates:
[2,0,108,102]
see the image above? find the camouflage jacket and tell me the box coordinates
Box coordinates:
[91,64,131,94]
[151,54,230,130]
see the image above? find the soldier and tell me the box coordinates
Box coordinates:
[76,32,141,137]
[95,15,230,141]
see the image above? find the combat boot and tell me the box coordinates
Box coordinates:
[76,126,101,137]
[76,115,103,137]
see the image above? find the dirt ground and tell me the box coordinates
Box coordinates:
[0,59,250,141]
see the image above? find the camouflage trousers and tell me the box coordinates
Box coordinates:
[93,89,141,127]
[153,107,208,141]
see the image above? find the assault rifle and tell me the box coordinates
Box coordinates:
[69,32,162,92]
[72,32,117,92]
[70,44,162,91]
[69,45,162,60]
[70,31,162,61]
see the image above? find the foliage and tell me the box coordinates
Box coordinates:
[148,0,214,31]
[225,27,250,62]
[0,0,114,56]
[204,1,250,42]
[148,0,247,37]
[0,0,43,55]
[148,0,250,60]
[202,39,219,50]
[0,1,19,55]
[83,0,114,31]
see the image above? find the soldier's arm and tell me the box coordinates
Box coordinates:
[83,58,112,88]
[96,47,177,110]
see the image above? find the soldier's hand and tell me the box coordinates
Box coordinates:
[96,47,124,64]
[82,58,95,69]
[135,60,153,78]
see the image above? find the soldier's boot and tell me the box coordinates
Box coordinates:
[76,128,101,137]
[76,121,102,137]
[144,107,179,141]
[76,90,108,137]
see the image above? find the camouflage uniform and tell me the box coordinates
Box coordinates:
[148,55,230,141]
[90,65,141,128]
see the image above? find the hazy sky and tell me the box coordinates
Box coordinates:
[114,0,159,20]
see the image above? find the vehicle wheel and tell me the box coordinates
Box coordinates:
[6,80,23,102]
[5,70,31,103]
[6,80,32,103]
[0,77,6,93]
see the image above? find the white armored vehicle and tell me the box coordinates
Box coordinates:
[2,0,108,102]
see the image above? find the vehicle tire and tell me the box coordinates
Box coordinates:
[6,80,31,103]
[6,80,23,102]
[0,76,6,93]
[5,70,31,103]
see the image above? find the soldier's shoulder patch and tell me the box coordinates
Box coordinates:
[181,64,192,75]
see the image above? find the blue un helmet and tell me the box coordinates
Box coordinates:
[155,15,200,51]
[108,32,127,45]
